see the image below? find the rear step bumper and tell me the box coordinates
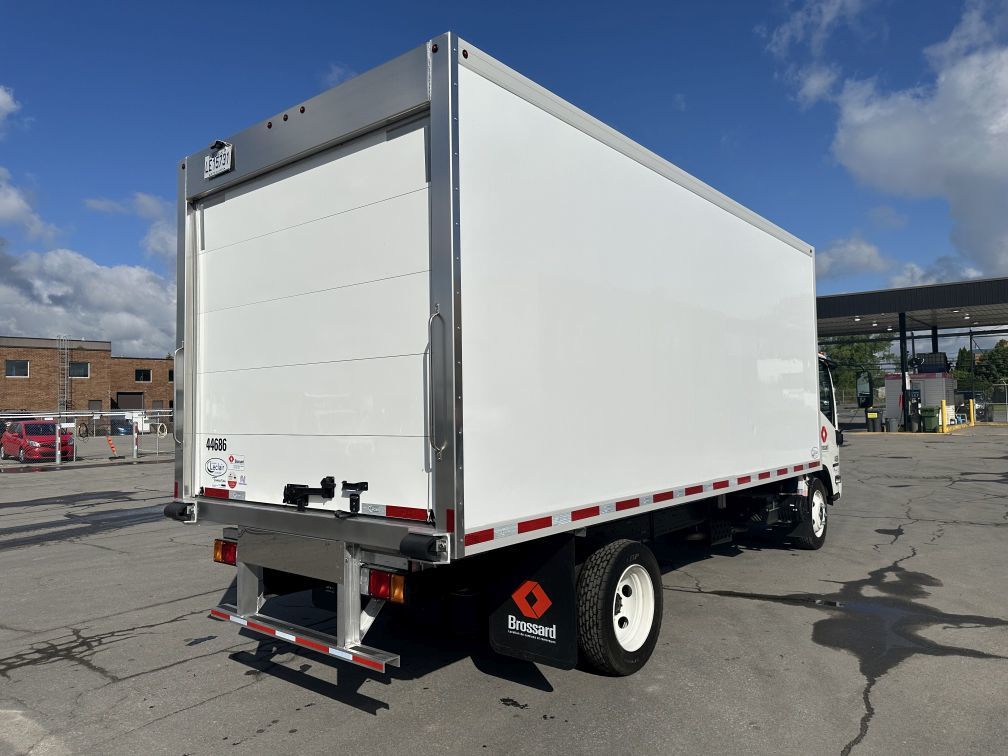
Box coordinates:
[210,604,400,673]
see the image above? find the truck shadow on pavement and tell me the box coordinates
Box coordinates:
[212,531,1008,734]
[216,582,553,716]
[211,537,821,715]
[213,536,796,714]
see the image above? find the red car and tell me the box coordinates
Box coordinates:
[0,420,74,463]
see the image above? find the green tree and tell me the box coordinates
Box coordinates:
[819,336,896,403]
[952,345,986,394]
[975,340,1008,386]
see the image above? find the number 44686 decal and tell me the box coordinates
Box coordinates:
[206,437,227,452]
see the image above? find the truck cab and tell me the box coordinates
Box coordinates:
[818,355,843,502]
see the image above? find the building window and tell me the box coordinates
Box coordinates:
[135,369,152,382]
[168,369,174,382]
[152,400,164,410]
[5,359,29,378]
[69,361,90,378]
[169,400,174,409]
[88,399,102,412]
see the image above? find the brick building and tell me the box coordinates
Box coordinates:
[0,336,174,413]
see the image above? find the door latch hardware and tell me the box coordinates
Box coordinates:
[282,476,336,511]
[341,481,368,514]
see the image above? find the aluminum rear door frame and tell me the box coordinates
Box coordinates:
[175,34,463,559]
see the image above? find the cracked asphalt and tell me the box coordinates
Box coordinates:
[1,430,1006,755]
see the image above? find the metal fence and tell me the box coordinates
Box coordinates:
[0,410,175,464]
[827,348,1008,432]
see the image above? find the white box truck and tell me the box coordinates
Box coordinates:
[166,33,842,676]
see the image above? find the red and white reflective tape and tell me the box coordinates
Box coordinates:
[359,502,431,524]
[464,459,822,550]
[209,608,385,672]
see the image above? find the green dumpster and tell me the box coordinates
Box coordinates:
[921,406,940,433]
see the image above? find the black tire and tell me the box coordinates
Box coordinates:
[577,539,662,676]
[793,478,829,550]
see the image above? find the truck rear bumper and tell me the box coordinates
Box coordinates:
[193,497,450,562]
[210,605,400,673]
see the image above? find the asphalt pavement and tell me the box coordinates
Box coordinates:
[0,430,1005,755]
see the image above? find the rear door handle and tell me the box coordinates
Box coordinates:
[427,306,446,459]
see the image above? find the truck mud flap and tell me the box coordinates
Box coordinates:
[488,534,577,669]
[210,605,399,674]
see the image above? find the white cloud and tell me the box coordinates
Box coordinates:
[323,62,357,88]
[796,63,839,107]
[0,241,175,357]
[831,4,1008,274]
[767,0,875,58]
[766,2,1008,277]
[85,192,175,263]
[0,176,174,356]
[83,197,128,214]
[0,86,20,136]
[815,235,891,279]
[924,0,1008,68]
[0,167,57,240]
[868,205,908,228]
[133,193,175,260]
[671,93,686,112]
[888,256,983,288]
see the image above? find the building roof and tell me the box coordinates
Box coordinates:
[817,277,1008,337]
[0,336,112,351]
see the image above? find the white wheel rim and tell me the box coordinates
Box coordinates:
[811,490,826,538]
[612,564,655,652]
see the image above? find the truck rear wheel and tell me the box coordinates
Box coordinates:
[577,539,662,676]
[793,478,828,550]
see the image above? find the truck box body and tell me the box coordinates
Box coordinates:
[175,34,823,564]
[455,63,819,552]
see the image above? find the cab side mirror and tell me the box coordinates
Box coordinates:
[856,371,874,409]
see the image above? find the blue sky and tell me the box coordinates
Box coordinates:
[0,1,1005,354]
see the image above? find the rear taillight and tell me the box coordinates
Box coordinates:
[173,480,179,499]
[213,539,237,565]
[390,574,405,603]
[363,568,405,604]
[368,569,390,599]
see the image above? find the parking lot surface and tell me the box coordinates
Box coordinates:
[1,431,1006,755]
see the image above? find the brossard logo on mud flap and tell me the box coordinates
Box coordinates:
[507,580,557,642]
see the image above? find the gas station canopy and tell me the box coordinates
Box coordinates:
[817,277,1008,338]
